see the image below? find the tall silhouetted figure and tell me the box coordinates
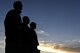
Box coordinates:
[30,22,40,53]
[21,16,30,53]
[4,1,22,53]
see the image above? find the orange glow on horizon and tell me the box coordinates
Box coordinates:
[38,44,70,53]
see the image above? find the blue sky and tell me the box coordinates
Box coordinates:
[22,0,80,43]
[0,0,80,44]
[0,0,80,53]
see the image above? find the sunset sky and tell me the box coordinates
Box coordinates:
[0,0,80,53]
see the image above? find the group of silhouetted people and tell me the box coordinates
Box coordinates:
[4,1,40,53]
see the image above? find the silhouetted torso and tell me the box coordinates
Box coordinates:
[21,23,30,53]
[29,22,40,53]
[30,28,39,47]
[4,9,22,53]
[4,9,21,39]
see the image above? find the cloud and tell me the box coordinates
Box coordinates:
[36,30,49,36]
[0,40,5,48]
[0,32,5,36]
[38,40,80,53]
[0,40,5,53]
[0,32,5,47]
[36,30,51,41]
[65,39,80,48]
[37,30,45,34]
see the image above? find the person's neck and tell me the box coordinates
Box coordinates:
[23,23,28,26]
[31,28,35,30]
[14,9,22,14]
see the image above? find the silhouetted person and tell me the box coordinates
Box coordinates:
[4,1,22,53]
[22,16,40,53]
[30,22,40,53]
[21,16,30,53]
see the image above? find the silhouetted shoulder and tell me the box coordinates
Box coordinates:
[4,10,15,28]
[6,10,16,17]
[5,10,15,22]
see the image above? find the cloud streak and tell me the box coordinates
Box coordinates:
[37,30,49,36]
[38,40,80,53]
[0,40,5,48]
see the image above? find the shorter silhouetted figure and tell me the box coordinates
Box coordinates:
[22,16,40,53]
[21,16,30,53]
[30,22,40,53]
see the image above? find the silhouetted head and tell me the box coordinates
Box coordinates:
[30,22,36,29]
[13,1,23,11]
[23,16,30,25]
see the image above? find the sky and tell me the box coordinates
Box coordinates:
[0,0,80,53]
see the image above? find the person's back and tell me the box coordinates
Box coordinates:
[4,1,22,39]
[30,22,39,46]
[4,1,22,53]
[30,22,40,53]
[5,10,21,39]
[21,16,30,53]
